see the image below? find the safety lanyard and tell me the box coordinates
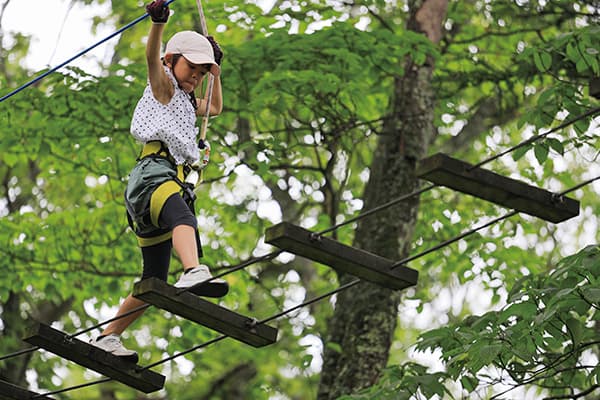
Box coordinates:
[185,0,214,188]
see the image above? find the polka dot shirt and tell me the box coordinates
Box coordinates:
[131,66,199,165]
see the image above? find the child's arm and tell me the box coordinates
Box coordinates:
[145,2,173,104]
[197,35,223,116]
[197,75,223,116]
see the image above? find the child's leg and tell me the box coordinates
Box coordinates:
[161,194,228,297]
[101,240,172,335]
[172,224,200,270]
[160,194,202,269]
[101,294,147,336]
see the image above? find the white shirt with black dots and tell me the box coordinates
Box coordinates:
[130,66,199,166]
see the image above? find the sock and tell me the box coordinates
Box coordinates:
[184,266,199,274]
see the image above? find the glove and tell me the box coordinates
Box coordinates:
[146,0,169,23]
[206,36,223,65]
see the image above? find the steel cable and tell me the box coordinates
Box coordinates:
[0,0,177,103]
[31,174,600,398]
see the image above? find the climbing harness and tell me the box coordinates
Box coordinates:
[125,141,197,247]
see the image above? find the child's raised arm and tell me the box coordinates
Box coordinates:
[196,36,223,116]
[145,0,173,104]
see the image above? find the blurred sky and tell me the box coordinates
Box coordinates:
[3,0,114,73]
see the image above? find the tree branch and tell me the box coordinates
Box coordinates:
[543,384,600,400]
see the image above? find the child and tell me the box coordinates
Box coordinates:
[90,0,228,360]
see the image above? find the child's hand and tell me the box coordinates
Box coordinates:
[206,36,223,65]
[146,0,169,23]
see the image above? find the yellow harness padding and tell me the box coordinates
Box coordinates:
[137,231,173,247]
[140,141,174,161]
[150,180,182,227]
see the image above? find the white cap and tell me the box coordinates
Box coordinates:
[165,31,220,76]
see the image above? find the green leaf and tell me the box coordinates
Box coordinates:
[301,354,314,368]
[576,58,590,74]
[502,301,538,319]
[4,152,20,167]
[326,342,343,354]
[460,375,478,392]
[581,288,600,303]
[533,50,552,72]
[512,145,530,161]
[478,344,503,365]
[533,143,549,164]
[507,276,530,302]
[566,42,579,62]
[565,317,583,347]
[547,138,564,155]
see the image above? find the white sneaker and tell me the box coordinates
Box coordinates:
[89,334,138,362]
[174,265,229,298]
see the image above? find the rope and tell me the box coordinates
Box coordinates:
[193,0,216,187]
[311,104,600,238]
[35,175,595,397]
[0,0,177,104]
[0,346,39,362]
[32,378,111,398]
[195,0,214,144]
[108,205,526,379]
[390,210,519,269]
[3,104,598,367]
[180,0,215,187]
[0,2,598,393]
[316,183,438,236]
[469,105,600,170]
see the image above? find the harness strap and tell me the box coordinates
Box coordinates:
[140,141,175,163]
[139,141,187,182]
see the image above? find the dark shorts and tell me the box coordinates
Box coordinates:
[140,193,202,280]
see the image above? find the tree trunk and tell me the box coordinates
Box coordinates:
[0,292,74,383]
[200,362,257,400]
[317,1,447,398]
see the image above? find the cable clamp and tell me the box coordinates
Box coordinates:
[308,232,322,243]
[63,334,74,345]
[246,318,258,332]
[551,193,565,204]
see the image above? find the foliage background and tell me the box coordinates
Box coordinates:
[0,0,599,399]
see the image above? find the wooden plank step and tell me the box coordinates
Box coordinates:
[590,77,600,99]
[416,153,580,223]
[0,379,54,400]
[265,222,418,290]
[23,323,165,393]
[133,278,278,348]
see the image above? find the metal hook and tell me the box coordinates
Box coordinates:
[309,232,322,243]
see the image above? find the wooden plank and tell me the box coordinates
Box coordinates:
[0,380,54,400]
[23,323,165,393]
[416,153,580,223]
[265,222,418,290]
[591,77,600,99]
[133,278,278,348]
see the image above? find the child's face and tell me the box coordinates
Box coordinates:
[172,56,211,93]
